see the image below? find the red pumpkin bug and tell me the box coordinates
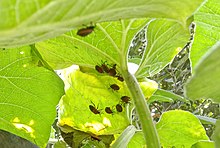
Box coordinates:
[121,96,131,104]
[95,65,104,73]
[108,64,117,76]
[116,75,124,82]
[77,26,95,37]
[108,68,117,76]
[105,107,113,114]
[116,104,123,112]
[110,84,120,91]
[89,102,101,115]
[101,63,110,73]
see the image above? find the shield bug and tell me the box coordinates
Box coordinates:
[116,75,124,82]
[89,103,101,115]
[116,104,123,112]
[101,63,109,73]
[108,68,116,76]
[121,96,130,103]
[95,65,104,73]
[77,26,95,37]
[110,84,120,91]
[105,107,113,114]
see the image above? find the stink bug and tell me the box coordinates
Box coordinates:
[108,68,116,76]
[77,26,95,37]
[105,107,113,114]
[116,104,123,112]
[116,75,124,82]
[95,65,104,73]
[101,63,109,73]
[110,84,120,91]
[121,96,130,103]
[89,102,101,115]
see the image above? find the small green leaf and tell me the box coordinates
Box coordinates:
[0,46,64,147]
[139,78,158,99]
[148,89,188,104]
[185,42,220,102]
[0,0,203,47]
[156,110,209,148]
[190,0,220,70]
[135,19,190,78]
[191,140,214,148]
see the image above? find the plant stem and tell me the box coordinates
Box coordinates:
[122,70,161,148]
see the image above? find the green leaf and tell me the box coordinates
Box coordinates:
[0,0,203,48]
[111,125,136,148]
[191,140,214,148]
[127,131,146,148]
[135,19,190,78]
[185,42,220,102]
[156,110,209,148]
[190,0,220,70]
[139,78,158,99]
[148,89,189,104]
[36,19,149,69]
[212,119,220,148]
[58,70,130,135]
[0,47,64,147]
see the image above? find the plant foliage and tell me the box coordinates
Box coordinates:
[1,0,220,148]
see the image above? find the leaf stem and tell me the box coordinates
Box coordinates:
[122,70,161,148]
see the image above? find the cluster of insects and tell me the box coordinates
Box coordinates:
[88,95,131,115]
[87,62,131,115]
[95,62,124,82]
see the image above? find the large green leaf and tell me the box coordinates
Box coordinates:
[36,19,149,69]
[157,110,209,148]
[0,0,203,48]
[58,70,130,135]
[135,19,190,78]
[58,69,157,135]
[190,0,220,70]
[0,47,64,147]
[128,110,209,147]
[185,42,220,102]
